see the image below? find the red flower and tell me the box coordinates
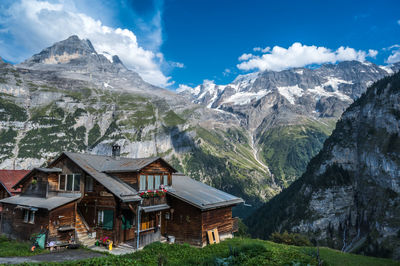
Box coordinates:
[147,190,152,193]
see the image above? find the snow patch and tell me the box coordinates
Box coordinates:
[222,90,270,105]
[277,85,304,104]
[379,65,394,74]
[323,77,353,91]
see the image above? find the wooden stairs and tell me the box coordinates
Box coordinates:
[75,212,96,247]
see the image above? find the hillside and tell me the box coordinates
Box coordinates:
[245,72,400,259]
[0,36,278,215]
[179,61,399,186]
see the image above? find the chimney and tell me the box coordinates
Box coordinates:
[112,144,121,159]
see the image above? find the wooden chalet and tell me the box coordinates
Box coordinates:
[0,146,243,248]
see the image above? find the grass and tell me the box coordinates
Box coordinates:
[15,237,400,265]
[0,235,49,257]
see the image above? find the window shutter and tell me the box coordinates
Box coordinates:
[103,210,114,230]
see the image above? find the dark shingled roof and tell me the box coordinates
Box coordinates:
[168,173,244,210]
[0,195,80,210]
[62,152,143,202]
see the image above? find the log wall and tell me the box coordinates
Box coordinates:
[166,196,202,246]
[0,203,49,241]
[201,206,234,245]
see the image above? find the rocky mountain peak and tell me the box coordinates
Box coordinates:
[21,35,97,66]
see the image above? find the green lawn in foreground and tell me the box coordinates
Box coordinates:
[0,235,49,257]
[27,238,399,266]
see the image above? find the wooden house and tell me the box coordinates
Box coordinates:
[0,147,243,248]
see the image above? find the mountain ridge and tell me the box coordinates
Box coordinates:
[245,71,400,259]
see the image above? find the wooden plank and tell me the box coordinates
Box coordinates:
[207,230,215,244]
[213,228,220,244]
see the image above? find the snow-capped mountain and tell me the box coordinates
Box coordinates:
[178,60,399,186]
[179,61,398,119]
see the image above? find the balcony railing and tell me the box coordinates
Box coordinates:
[141,197,167,207]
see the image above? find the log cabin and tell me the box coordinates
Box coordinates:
[0,146,243,248]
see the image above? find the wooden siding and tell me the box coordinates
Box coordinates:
[166,196,202,246]
[51,156,86,194]
[0,203,49,241]
[48,202,76,242]
[112,172,138,190]
[201,206,234,245]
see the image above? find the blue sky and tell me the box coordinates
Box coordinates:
[0,0,399,88]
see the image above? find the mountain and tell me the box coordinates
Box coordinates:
[0,36,279,216]
[245,72,400,259]
[179,62,400,186]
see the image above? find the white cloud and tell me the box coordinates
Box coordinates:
[397,19,400,25]
[0,0,172,87]
[223,68,231,76]
[238,53,254,61]
[237,42,378,72]
[386,45,400,64]
[253,46,270,53]
[171,61,184,68]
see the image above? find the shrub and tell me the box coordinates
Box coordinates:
[270,231,312,246]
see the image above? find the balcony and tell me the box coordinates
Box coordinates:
[141,196,167,207]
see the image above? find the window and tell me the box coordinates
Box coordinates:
[98,210,114,230]
[140,175,146,191]
[66,174,73,191]
[23,210,35,224]
[163,175,168,186]
[85,176,93,192]
[59,175,66,190]
[154,175,160,189]
[147,175,154,190]
[23,210,29,223]
[74,174,81,191]
[59,174,81,192]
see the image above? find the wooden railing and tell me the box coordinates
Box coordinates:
[141,197,167,207]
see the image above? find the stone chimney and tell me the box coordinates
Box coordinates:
[112,144,121,159]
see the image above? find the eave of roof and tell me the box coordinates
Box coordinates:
[168,174,244,211]
[0,195,80,211]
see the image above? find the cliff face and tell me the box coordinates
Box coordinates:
[246,72,400,259]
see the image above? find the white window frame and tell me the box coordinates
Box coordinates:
[23,210,35,224]
[98,210,104,225]
[139,175,146,191]
[154,175,160,189]
[147,175,154,190]
[58,174,81,192]
[29,211,35,224]
[163,174,168,186]
[23,210,29,223]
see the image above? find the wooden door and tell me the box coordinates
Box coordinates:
[161,211,167,235]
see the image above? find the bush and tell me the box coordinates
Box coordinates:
[234,218,250,238]
[270,231,312,246]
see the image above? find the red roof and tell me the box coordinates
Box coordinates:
[0,170,30,196]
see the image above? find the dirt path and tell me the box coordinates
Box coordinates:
[0,249,104,264]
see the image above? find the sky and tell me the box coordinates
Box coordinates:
[0,0,399,89]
